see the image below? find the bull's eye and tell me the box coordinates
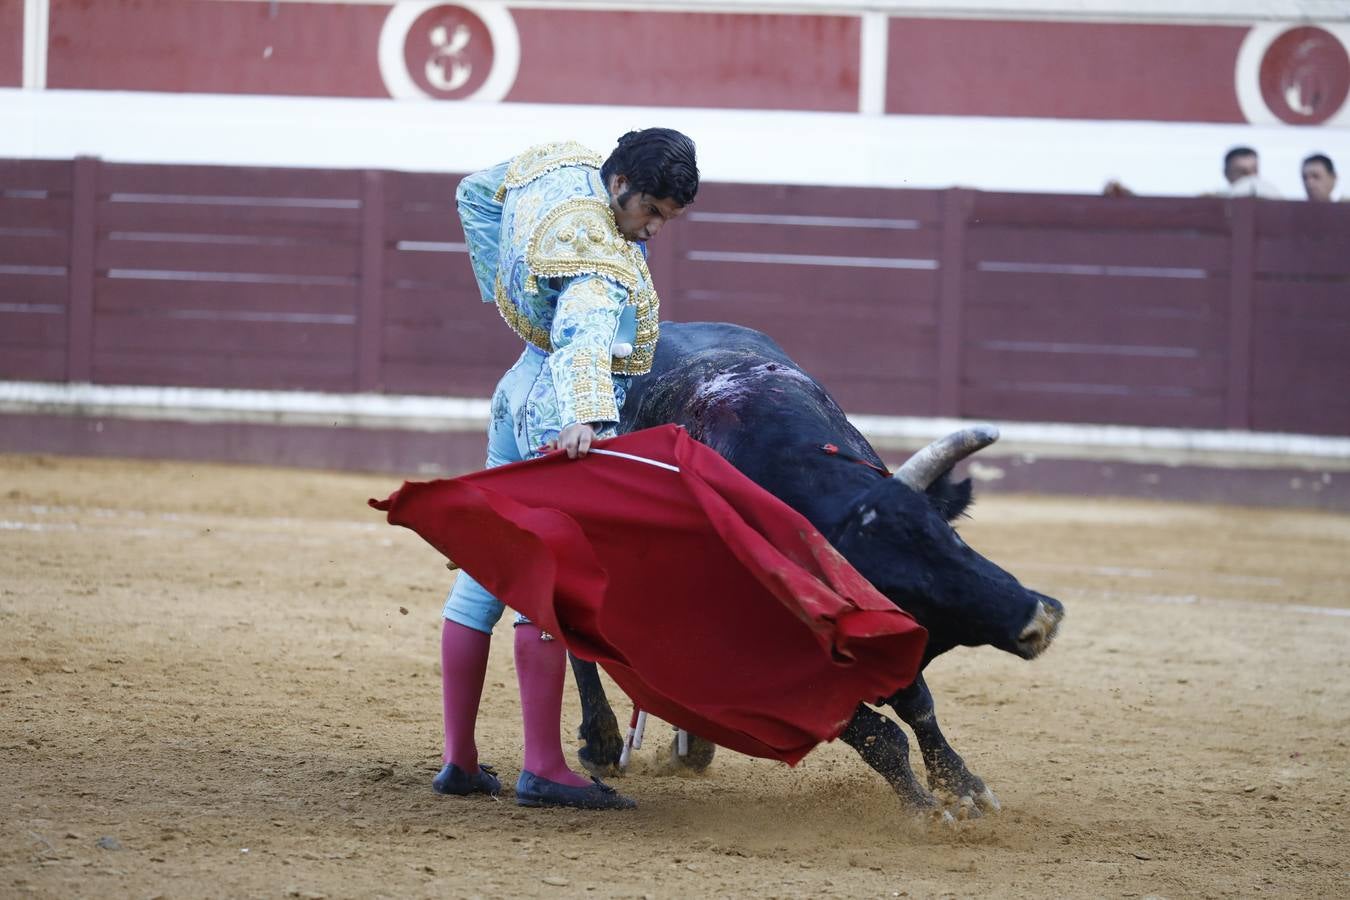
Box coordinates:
[859,508,878,527]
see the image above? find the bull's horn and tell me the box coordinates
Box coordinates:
[893,425,1000,490]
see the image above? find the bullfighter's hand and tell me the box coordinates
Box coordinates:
[555,422,597,459]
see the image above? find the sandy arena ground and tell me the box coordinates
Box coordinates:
[2,452,1348,899]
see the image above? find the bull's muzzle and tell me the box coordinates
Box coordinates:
[1015,596,1064,659]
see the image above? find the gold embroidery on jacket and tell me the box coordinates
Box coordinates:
[495,188,662,376]
[494,142,604,201]
[612,249,659,376]
[526,198,641,291]
[562,277,617,317]
[569,347,620,425]
[494,275,551,353]
[495,271,659,377]
[614,287,660,376]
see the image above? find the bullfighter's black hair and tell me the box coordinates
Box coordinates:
[601,128,700,207]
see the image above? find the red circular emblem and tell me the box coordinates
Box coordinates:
[1258,26,1350,125]
[403,5,495,101]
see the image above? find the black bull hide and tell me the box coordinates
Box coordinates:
[569,321,1065,815]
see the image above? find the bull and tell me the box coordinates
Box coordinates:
[569,321,1065,817]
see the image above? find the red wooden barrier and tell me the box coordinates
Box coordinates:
[1249,202,1350,436]
[0,160,74,383]
[960,192,1236,429]
[1,157,1347,437]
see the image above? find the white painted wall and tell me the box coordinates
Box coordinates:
[3,88,1347,198]
[5,380,1350,464]
[5,1,1349,195]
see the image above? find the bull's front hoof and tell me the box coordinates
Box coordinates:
[941,787,999,818]
[928,768,1001,816]
[664,732,716,773]
[900,791,957,828]
[970,786,1001,814]
[925,807,958,828]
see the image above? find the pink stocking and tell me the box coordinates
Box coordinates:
[440,619,491,772]
[514,623,590,787]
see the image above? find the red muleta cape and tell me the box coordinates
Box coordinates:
[370,424,926,765]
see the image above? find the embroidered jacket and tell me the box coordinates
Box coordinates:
[456,142,659,429]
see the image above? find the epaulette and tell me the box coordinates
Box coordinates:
[525,197,641,292]
[494,141,604,201]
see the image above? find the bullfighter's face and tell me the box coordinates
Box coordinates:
[607,173,686,242]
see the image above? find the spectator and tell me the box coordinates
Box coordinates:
[1104,145,1281,199]
[1217,146,1281,198]
[1301,154,1339,202]
[1221,146,1259,183]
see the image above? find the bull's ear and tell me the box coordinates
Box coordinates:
[925,473,973,521]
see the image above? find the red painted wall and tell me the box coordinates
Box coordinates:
[5,157,1349,437]
[43,1,859,111]
[47,0,391,96]
[886,18,1248,122]
[506,10,860,112]
[0,0,22,87]
[32,2,1350,126]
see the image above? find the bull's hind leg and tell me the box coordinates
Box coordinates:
[568,656,716,774]
[888,676,1000,817]
[839,705,951,821]
[568,655,625,775]
[662,730,716,773]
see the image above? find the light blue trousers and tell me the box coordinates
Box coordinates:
[442,346,546,633]
[441,346,626,633]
